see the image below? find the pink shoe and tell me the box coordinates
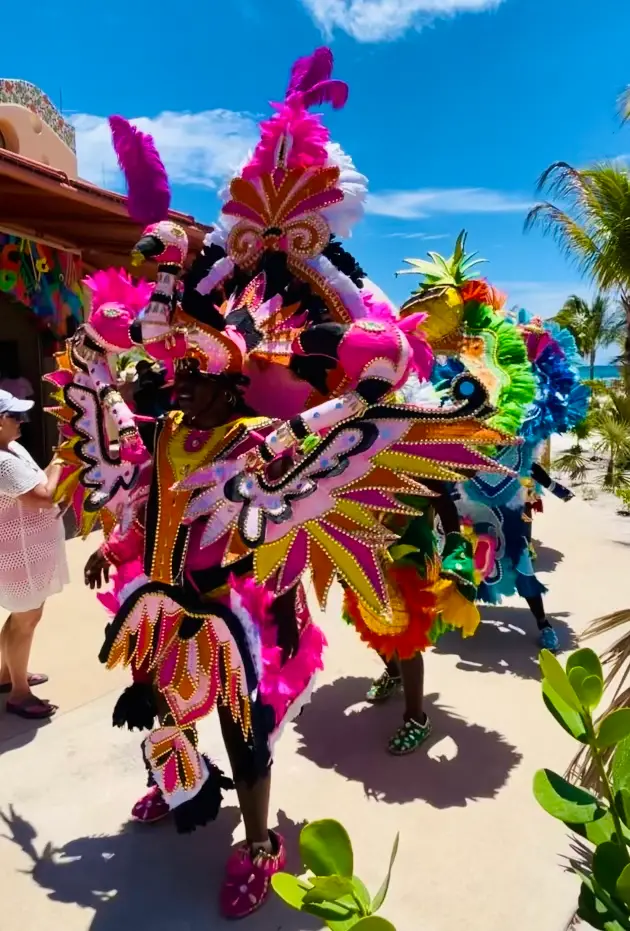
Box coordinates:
[220,832,286,920]
[131,785,170,824]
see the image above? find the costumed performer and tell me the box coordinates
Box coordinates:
[48,51,525,921]
[343,232,535,753]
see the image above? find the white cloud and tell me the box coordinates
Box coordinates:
[71,110,259,190]
[301,0,504,42]
[385,231,451,240]
[366,187,531,219]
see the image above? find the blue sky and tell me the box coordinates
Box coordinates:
[5,0,630,355]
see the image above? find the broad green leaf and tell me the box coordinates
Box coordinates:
[581,675,605,710]
[533,768,602,824]
[304,876,356,905]
[301,820,354,878]
[616,863,630,907]
[271,873,311,910]
[570,811,627,846]
[578,881,614,931]
[599,710,630,749]
[613,738,630,794]
[567,648,604,683]
[593,842,628,895]
[351,919,397,931]
[540,650,582,711]
[542,680,588,742]
[326,916,362,931]
[616,790,630,828]
[304,898,357,922]
[371,833,400,914]
[352,877,371,910]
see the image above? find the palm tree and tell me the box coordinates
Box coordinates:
[525,162,630,388]
[553,294,625,380]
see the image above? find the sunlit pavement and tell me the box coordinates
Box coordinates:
[1,493,627,931]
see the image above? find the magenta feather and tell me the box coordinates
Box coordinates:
[302,80,348,110]
[286,47,333,96]
[109,115,171,225]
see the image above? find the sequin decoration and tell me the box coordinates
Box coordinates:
[224,166,343,267]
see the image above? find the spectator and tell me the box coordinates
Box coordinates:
[0,389,67,719]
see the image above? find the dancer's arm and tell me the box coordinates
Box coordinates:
[531,462,574,501]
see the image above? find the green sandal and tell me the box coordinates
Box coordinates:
[366,670,402,704]
[388,715,432,755]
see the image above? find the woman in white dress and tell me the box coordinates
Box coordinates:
[0,389,68,719]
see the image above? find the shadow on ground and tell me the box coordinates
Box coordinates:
[0,805,316,931]
[531,539,565,573]
[294,678,521,807]
[0,700,51,757]
[434,607,577,680]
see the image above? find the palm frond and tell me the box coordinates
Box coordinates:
[618,86,630,124]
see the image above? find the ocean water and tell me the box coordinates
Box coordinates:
[579,364,619,381]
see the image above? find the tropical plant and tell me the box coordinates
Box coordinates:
[535,647,630,929]
[525,162,630,390]
[396,230,485,291]
[593,412,630,490]
[272,819,399,929]
[554,295,625,381]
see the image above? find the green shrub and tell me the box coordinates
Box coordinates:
[272,819,399,929]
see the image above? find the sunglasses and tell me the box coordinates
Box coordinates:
[3,411,29,424]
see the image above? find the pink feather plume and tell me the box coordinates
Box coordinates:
[240,47,348,180]
[286,46,348,110]
[109,115,171,225]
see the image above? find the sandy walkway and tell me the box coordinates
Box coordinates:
[0,489,627,931]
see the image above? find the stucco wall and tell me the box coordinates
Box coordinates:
[0,79,77,176]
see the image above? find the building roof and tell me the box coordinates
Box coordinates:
[0,148,213,275]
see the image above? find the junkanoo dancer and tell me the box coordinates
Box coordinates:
[343,234,535,753]
[49,51,522,919]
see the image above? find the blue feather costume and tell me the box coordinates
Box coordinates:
[447,313,589,603]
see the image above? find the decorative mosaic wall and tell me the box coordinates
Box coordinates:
[0,80,76,152]
[0,232,84,338]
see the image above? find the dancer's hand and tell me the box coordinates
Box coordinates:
[84,549,110,589]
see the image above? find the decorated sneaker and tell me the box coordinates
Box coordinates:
[388,715,432,756]
[538,625,560,654]
[130,785,170,823]
[220,831,286,920]
[366,670,402,704]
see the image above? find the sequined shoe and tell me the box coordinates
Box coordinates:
[220,831,286,920]
[538,625,560,654]
[366,670,402,704]
[130,786,170,824]
[388,715,433,756]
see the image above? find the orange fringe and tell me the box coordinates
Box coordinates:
[344,564,439,660]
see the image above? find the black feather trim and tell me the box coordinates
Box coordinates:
[112,682,157,732]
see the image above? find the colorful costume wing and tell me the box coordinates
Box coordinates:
[176,375,519,613]
[100,582,254,733]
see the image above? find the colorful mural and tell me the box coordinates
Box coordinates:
[0,232,84,339]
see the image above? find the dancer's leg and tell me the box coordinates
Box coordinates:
[388,652,432,755]
[218,704,285,920]
[366,654,402,703]
[525,593,559,652]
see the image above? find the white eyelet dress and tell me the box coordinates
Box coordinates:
[0,442,69,613]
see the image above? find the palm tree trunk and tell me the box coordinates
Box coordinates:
[589,350,596,382]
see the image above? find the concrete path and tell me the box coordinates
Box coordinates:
[0,493,628,931]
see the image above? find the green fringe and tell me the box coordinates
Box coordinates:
[463,301,536,436]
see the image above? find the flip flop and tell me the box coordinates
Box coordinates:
[6,697,57,719]
[0,673,49,694]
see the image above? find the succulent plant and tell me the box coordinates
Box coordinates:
[272,819,399,929]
